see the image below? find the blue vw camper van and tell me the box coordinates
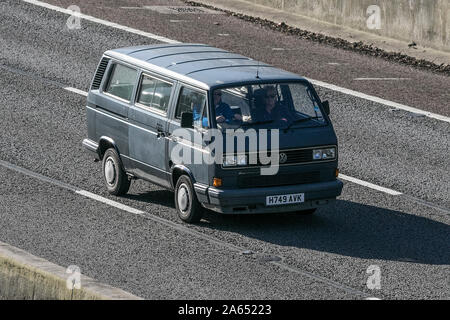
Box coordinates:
[83,44,343,223]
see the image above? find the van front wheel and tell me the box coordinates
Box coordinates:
[102,148,131,196]
[175,175,203,223]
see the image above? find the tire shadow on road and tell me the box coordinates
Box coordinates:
[122,189,175,208]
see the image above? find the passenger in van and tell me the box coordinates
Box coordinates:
[214,90,243,123]
[253,86,291,123]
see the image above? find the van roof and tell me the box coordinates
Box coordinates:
[105,44,306,90]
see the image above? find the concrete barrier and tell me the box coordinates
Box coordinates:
[0,241,142,300]
[245,0,449,53]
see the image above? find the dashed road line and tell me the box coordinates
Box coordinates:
[339,174,402,196]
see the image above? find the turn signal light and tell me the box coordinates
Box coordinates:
[213,178,222,187]
[335,168,340,177]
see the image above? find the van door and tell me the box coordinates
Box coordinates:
[127,72,174,188]
[167,85,210,185]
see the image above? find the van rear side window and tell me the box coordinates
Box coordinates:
[137,74,173,113]
[104,63,137,102]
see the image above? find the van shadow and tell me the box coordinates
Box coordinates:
[124,190,449,266]
[200,200,450,266]
[123,189,175,208]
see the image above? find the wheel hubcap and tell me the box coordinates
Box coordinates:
[105,158,116,185]
[177,184,189,212]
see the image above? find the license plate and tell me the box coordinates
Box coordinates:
[266,193,305,206]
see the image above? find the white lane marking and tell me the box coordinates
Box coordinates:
[339,174,403,196]
[23,0,450,125]
[64,87,88,96]
[354,78,411,81]
[22,0,180,44]
[309,79,450,124]
[65,88,404,197]
[76,190,145,215]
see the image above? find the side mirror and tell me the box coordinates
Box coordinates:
[180,112,193,128]
[322,100,330,116]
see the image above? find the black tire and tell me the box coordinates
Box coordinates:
[102,148,131,196]
[174,175,203,223]
[297,208,317,215]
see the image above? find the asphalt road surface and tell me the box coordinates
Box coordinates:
[0,0,449,300]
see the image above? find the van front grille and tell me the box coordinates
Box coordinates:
[238,171,320,188]
[227,149,317,168]
[281,149,313,164]
[91,57,110,90]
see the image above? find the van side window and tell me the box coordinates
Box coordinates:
[104,64,137,102]
[175,87,208,128]
[137,74,173,113]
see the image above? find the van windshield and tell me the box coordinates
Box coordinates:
[213,83,326,130]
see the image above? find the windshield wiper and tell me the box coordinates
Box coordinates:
[285,116,322,130]
[241,120,275,127]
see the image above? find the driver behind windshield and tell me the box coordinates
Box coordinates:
[253,86,291,123]
[214,90,242,123]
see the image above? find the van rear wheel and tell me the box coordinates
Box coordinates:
[102,148,131,196]
[175,175,203,223]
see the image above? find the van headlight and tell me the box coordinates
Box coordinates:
[223,155,247,167]
[313,148,336,160]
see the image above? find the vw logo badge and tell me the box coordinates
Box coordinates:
[279,153,288,164]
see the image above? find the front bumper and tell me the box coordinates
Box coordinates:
[197,179,343,214]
